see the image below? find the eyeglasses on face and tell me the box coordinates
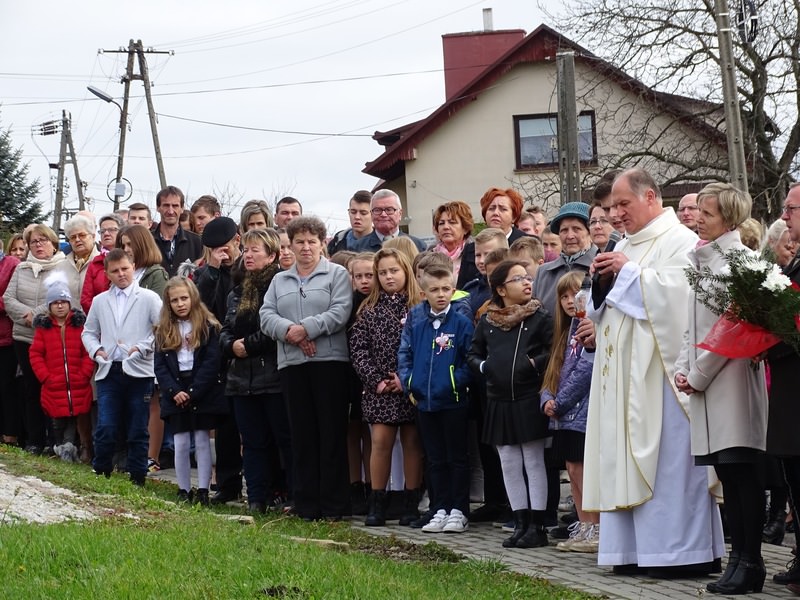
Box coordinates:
[99,227,119,235]
[503,275,534,285]
[782,204,800,215]
[68,232,92,242]
[29,238,51,247]
[677,206,699,212]
[589,218,610,226]
[371,207,398,216]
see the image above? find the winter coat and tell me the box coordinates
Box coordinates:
[155,325,227,420]
[64,244,100,295]
[195,259,243,322]
[397,301,474,412]
[260,257,352,369]
[0,255,20,346]
[220,264,282,396]
[539,321,593,434]
[4,252,76,344]
[675,231,768,457]
[532,246,597,316]
[29,310,95,418]
[80,252,109,313]
[138,264,169,300]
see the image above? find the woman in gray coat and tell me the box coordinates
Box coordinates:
[674,183,768,595]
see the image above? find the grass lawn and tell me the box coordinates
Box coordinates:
[0,447,599,599]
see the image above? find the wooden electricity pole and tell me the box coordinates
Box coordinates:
[556,51,581,205]
[52,110,85,233]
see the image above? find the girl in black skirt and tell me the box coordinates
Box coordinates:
[540,271,598,553]
[468,260,553,548]
[155,277,227,505]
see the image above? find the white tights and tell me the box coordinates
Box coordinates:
[497,439,547,511]
[174,430,212,492]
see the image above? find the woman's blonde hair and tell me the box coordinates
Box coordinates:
[540,271,584,395]
[358,247,421,314]
[155,277,219,351]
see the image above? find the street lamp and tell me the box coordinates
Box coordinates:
[87,85,128,210]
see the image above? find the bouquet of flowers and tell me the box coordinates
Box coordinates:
[685,244,800,358]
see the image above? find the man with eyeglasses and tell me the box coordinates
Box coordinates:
[351,190,426,253]
[327,190,375,255]
[532,201,597,316]
[677,193,700,232]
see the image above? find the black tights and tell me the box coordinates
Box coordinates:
[780,457,800,550]
[715,462,765,558]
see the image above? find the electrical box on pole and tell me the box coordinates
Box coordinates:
[556,51,581,206]
[48,111,86,233]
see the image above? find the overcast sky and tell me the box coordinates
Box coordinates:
[1,1,549,234]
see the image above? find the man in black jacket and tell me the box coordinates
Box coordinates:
[152,186,203,277]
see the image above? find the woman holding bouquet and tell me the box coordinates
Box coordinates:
[674,182,768,595]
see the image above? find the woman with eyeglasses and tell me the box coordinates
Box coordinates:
[63,215,100,291]
[260,216,353,521]
[81,213,124,314]
[4,224,76,455]
[468,259,553,549]
[588,203,614,250]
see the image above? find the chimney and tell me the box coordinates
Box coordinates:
[441,11,524,100]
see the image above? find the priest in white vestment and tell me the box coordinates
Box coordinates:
[583,168,725,573]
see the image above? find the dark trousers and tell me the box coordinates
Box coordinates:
[417,405,470,515]
[281,361,349,519]
[93,366,152,478]
[0,345,20,439]
[715,461,765,558]
[233,392,293,505]
[214,399,243,494]
[14,340,45,448]
[781,456,800,550]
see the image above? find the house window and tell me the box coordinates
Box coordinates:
[514,111,597,169]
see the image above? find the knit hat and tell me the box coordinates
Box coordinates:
[549,201,590,234]
[45,272,73,307]
[201,216,237,248]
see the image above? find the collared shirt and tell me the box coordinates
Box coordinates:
[109,284,134,361]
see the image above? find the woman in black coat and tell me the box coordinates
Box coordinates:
[220,228,291,515]
[468,260,552,549]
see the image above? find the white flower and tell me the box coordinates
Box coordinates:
[761,265,792,292]
[742,256,772,274]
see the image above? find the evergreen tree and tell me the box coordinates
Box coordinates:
[0,119,46,235]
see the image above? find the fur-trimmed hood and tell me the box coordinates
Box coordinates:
[33,309,87,329]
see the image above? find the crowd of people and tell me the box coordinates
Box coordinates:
[2,171,800,595]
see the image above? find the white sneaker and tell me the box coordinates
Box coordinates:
[421,509,448,533]
[442,509,469,533]
[569,523,599,553]
[556,521,587,551]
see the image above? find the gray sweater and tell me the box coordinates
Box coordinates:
[259,257,352,369]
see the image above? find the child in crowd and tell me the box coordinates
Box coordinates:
[29,274,95,462]
[509,236,545,282]
[468,260,553,549]
[155,277,226,505]
[541,226,562,259]
[540,271,598,552]
[463,228,509,316]
[345,251,375,514]
[349,248,423,526]
[82,249,162,486]
[398,264,474,533]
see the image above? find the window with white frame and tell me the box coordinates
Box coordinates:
[513,111,597,169]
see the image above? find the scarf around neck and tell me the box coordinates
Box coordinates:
[485,298,542,331]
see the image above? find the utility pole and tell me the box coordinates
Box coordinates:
[98,39,172,208]
[48,111,85,233]
[556,51,581,205]
[714,0,749,194]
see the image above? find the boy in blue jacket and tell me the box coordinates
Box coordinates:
[398,264,474,533]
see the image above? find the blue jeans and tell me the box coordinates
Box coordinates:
[416,405,470,515]
[93,364,153,479]
[233,393,293,505]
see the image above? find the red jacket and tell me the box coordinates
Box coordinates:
[0,255,20,346]
[80,252,110,314]
[29,310,95,418]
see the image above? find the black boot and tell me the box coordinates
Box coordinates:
[350,481,368,516]
[774,557,800,584]
[398,488,421,526]
[712,555,766,594]
[706,551,740,593]
[515,510,549,548]
[763,508,787,545]
[365,489,388,526]
[502,510,529,548]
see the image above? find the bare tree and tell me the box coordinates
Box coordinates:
[543,0,800,221]
[211,180,247,217]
